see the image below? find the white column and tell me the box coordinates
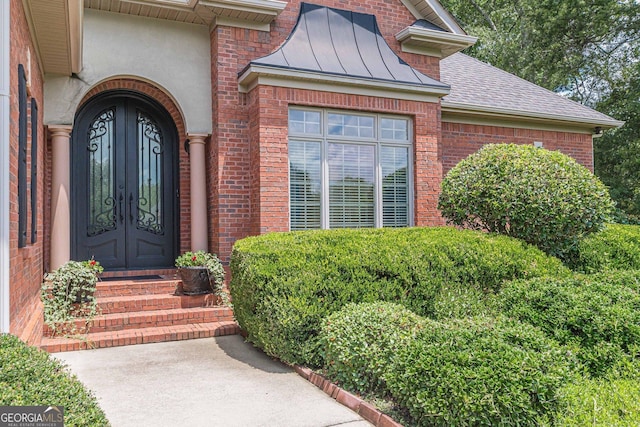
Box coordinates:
[188,134,209,252]
[49,125,72,270]
[0,0,10,333]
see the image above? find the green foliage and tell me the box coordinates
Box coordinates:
[175,251,228,304]
[385,317,577,427]
[556,378,640,427]
[41,260,103,336]
[320,302,425,395]
[499,271,640,377]
[230,226,568,366]
[0,334,109,426]
[439,0,639,105]
[438,144,614,260]
[595,63,640,218]
[569,224,640,274]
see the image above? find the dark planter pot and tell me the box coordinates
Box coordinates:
[178,267,213,295]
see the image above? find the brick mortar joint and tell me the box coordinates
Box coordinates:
[294,365,403,427]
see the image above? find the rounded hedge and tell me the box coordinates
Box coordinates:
[556,379,640,426]
[230,227,569,366]
[385,317,577,426]
[0,334,109,426]
[569,224,640,273]
[438,143,614,259]
[320,302,425,395]
[499,271,640,377]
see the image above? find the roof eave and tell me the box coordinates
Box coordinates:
[239,64,450,102]
[442,101,625,131]
[22,0,83,76]
[396,26,477,58]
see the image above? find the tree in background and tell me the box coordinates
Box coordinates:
[440,0,640,217]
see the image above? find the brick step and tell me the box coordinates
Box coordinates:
[97,293,221,314]
[40,321,240,353]
[43,306,235,336]
[94,278,180,297]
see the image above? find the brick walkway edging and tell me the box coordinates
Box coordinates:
[294,366,403,427]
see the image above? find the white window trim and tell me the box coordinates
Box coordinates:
[288,107,414,230]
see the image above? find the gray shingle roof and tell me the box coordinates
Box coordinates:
[244,2,449,91]
[440,53,623,128]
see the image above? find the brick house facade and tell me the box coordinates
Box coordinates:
[1,0,622,345]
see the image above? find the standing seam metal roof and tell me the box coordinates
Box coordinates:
[244,2,449,90]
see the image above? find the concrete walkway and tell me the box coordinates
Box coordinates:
[55,335,372,427]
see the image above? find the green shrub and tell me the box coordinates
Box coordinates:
[569,224,640,273]
[385,317,577,427]
[320,302,425,395]
[230,227,569,365]
[556,378,640,426]
[438,143,614,260]
[41,259,103,336]
[0,334,109,426]
[499,271,640,377]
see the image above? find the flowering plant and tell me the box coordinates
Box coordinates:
[175,251,229,304]
[41,259,103,336]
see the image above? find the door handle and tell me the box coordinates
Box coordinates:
[129,193,134,224]
[118,193,124,224]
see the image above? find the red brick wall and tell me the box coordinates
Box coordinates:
[441,122,595,176]
[9,0,45,345]
[209,0,444,262]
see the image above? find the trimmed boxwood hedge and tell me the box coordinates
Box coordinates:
[230,227,569,366]
[320,302,425,395]
[556,379,640,426]
[0,334,109,426]
[569,224,640,273]
[438,143,613,260]
[499,270,640,377]
[385,316,578,427]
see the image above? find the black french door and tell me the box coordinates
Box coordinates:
[72,92,178,270]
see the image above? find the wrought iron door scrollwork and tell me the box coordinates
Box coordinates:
[136,111,165,235]
[87,108,117,237]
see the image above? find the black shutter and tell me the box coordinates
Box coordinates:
[18,64,27,248]
[31,98,38,244]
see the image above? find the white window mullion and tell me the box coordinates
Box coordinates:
[321,137,329,229]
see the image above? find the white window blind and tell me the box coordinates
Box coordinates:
[381,146,409,227]
[289,140,321,230]
[328,143,375,228]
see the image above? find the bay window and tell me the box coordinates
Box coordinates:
[289,108,412,230]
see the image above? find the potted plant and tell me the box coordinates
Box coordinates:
[41,259,103,336]
[175,251,229,304]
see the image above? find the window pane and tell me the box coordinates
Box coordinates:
[328,143,375,228]
[328,113,374,138]
[381,146,409,227]
[289,110,321,135]
[381,118,408,141]
[289,141,321,230]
